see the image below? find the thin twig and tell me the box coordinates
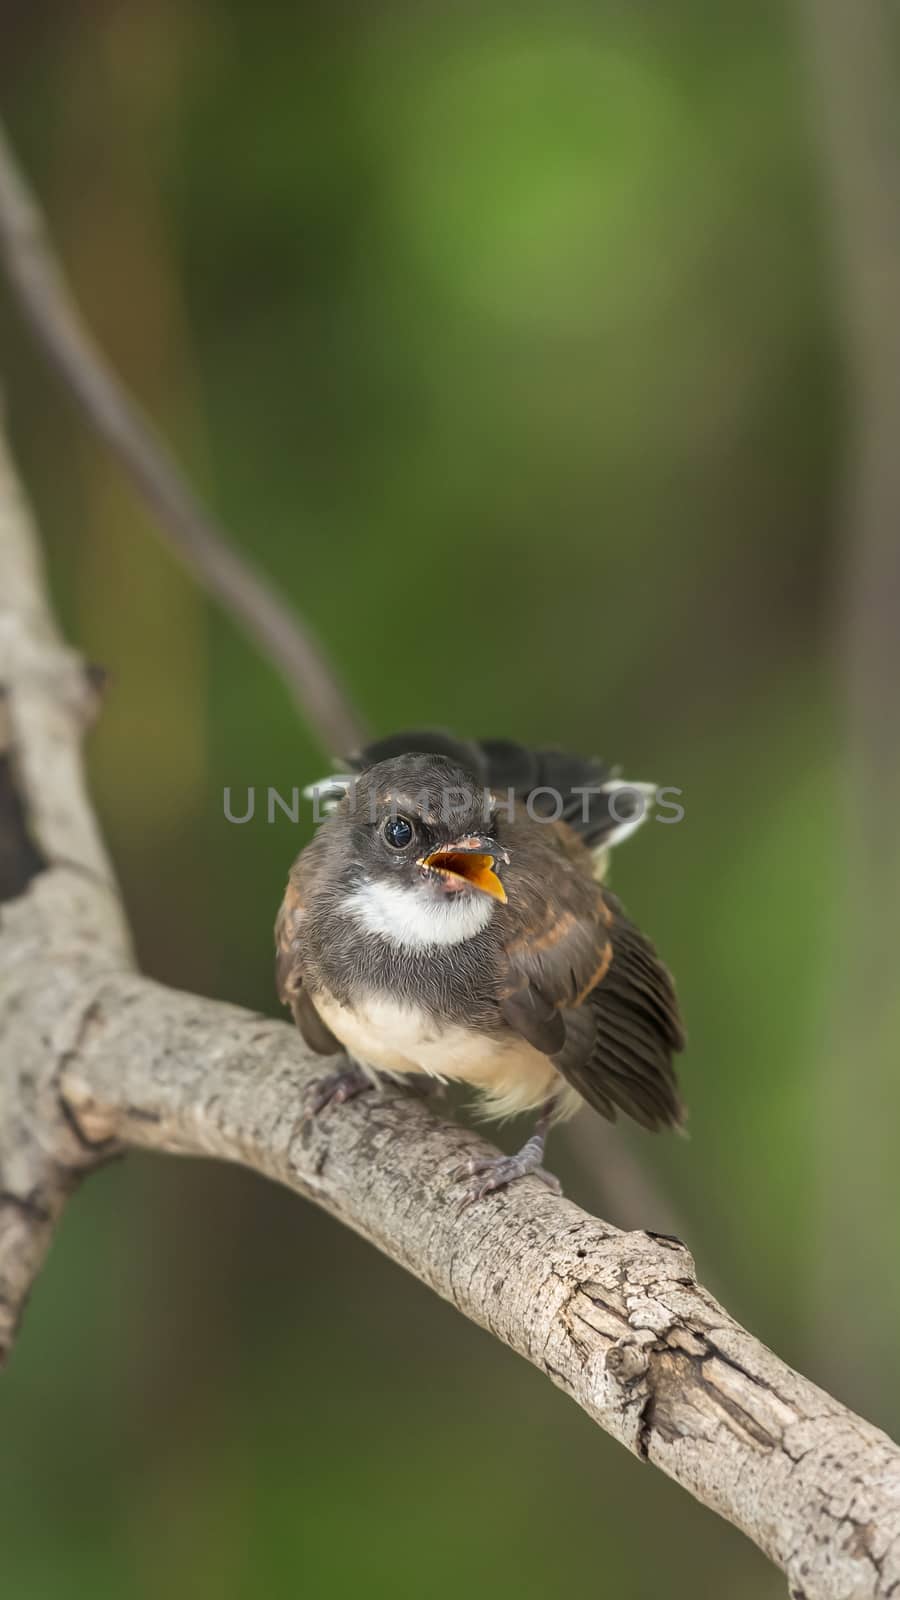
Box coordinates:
[0,119,365,757]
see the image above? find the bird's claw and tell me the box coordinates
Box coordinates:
[306,1063,373,1119]
[451,1153,562,1212]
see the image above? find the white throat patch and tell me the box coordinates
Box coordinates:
[344,878,495,948]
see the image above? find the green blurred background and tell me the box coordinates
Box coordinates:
[2,3,898,1596]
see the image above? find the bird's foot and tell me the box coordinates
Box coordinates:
[306,1062,374,1118]
[451,1139,562,1211]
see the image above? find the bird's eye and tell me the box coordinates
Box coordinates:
[383,815,414,850]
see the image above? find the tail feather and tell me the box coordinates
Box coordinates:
[346,729,654,851]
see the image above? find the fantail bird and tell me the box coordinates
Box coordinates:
[275,731,684,1204]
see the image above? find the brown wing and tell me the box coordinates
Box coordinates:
[557,891,685,1130]
[498,849,684,1130]
[275,874,340,1056]
[497,839,614,1054]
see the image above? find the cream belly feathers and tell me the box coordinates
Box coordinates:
[313,986,583,1121]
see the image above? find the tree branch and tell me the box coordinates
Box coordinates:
[0,119,365,757]
[58,975,900,1600]
[1,392,899,1599]
[0,408,131,1351]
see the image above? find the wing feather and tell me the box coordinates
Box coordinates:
[558,893,684,1129]
[275,875,340,1056]
[498,875,684,1131]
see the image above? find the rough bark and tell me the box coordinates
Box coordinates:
[1,420,899,1599]
[0,413,132,1353]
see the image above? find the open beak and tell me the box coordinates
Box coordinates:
[417,836,509,903]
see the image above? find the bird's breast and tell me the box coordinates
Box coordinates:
[311,987,575,1119]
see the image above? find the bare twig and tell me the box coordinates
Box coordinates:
[0,119,365,757]
[1,390,900,1600]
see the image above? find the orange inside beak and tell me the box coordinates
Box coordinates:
[418,849,508,903]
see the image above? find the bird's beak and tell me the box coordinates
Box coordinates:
[417,836,509,903]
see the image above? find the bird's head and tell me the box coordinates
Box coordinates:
[327,755,509,946]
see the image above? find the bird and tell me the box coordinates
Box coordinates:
[275,730,685,1205]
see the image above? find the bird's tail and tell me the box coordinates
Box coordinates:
[343,729,656,852]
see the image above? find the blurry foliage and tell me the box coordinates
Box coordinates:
[0,3,891,1598]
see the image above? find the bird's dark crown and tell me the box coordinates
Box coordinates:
[353,753,489,829]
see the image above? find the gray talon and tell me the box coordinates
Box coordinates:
[450,1101,561,1207]
[450,1157,478,1183]
[452,1150,563,1210]
[307,1063,373,1118]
